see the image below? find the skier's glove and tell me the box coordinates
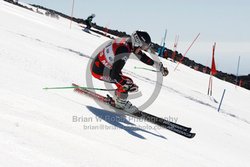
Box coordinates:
[159,62,169,76]
[154,62,169,76]
[122,79,138,92]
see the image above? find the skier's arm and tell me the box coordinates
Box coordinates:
[87,16,93,21]
[110,59,126,85]
[136,50,169,76]
[135,50,154,66]
[110,46,128,85]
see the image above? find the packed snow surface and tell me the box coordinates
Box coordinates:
[1,1,250,167]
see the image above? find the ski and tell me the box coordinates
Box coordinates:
[137,112,192,132]
[72,83,195,138]
[137,112,195,138]
[83,28,100,37]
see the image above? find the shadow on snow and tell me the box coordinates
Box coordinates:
[86,106,167,140]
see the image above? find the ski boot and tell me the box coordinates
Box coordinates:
[113,91,139,114]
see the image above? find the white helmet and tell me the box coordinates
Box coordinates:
[131,30,152,49]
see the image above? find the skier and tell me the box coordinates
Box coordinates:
[90,30,169,113]
[85,14,95,32]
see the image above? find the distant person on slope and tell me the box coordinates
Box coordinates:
[85,13,95,32]
[90,30,169,114]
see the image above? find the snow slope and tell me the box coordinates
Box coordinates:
[1,1,250,167]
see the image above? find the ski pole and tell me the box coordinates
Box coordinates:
[134,66,160,72]
[43,86,118,91]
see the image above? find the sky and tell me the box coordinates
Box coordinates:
[19,0,250,75]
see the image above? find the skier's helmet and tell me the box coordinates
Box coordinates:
[91,13,96,18]
[131,30,152,50]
